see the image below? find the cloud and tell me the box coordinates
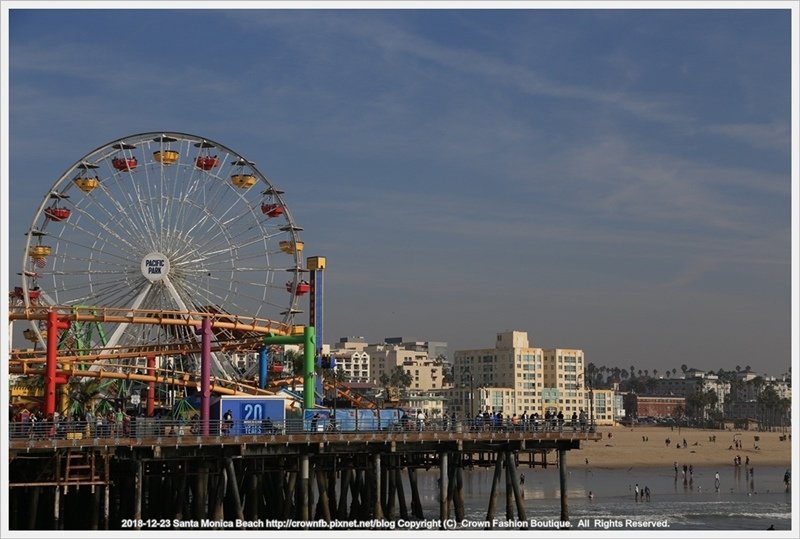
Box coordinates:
[706,121,791,152]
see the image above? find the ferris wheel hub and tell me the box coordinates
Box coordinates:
[141,252,170,282]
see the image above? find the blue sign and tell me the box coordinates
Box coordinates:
[218,397,285,435]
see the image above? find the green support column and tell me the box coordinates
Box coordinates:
[304,326,316,410]
[263,327,316,410]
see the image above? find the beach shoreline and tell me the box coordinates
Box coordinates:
[571,426,792,469]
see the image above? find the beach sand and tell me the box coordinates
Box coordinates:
[572,426,793,469]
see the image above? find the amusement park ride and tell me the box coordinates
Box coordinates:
[7,132,365,432]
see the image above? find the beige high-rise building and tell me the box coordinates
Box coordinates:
[453,331,590,420]
[366,343,444,391]
[542,348,586,417]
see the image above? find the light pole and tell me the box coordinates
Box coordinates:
[579,371,595,432]
[461,366,474,418]
[588,378,595,432]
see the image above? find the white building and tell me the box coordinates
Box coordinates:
[330,337,371,383]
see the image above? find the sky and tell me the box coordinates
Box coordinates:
[2,2,797,377]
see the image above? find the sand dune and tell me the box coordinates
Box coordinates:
[572,426,792,469]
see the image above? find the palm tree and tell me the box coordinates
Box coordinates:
[323,365,349,384]
[586,362,597,386]
[379,366,414,399]
[285,349,304,376]
[778,397,791,432]
[704,389,719,421]
[66,378,116,418]
[757,385,780,430]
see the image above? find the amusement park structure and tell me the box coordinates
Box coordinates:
[7,133,599,531]
[8,132,342,428]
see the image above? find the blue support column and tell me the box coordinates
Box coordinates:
[258,346,268,389]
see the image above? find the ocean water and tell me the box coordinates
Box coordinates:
[410,465,792,531]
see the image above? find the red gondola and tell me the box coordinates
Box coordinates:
[195,155,220,170]
[261,203,284,218]
[44,206,71,221]
[112,157,138,171]
[269,362,284,374]
[286,280,310,296]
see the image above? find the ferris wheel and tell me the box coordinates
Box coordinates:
[20,132,306,379]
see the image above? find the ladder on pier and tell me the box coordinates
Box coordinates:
[59,450,100,486]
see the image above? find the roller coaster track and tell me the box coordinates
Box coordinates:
[9,306,376,408]
[265,376,379,409]
[8,305,291,397]
[8,305,295,335]
[8,363,271,396]
[8,337,266,364]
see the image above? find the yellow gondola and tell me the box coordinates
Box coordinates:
[74,177,99,193]
[279,240,304,254]
[231,174,257,188]
[154,150,180,165]
[28,245,52,257]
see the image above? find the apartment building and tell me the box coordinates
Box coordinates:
[365,342,444,391]
[650,370,730,415]
[451,331,603,421]
[542,347,586,417]
[329,337,371,383]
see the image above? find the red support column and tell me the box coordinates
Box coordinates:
[45,311,70,416]
[196,318,212,436]
[146,355,156,417]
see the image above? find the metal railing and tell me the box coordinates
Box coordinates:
[9,416,596,442]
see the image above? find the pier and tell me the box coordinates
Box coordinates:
[8,421,600,530]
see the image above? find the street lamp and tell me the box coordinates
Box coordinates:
[579,371,595,432]
[461,366,474,418]
[588,377,595,432]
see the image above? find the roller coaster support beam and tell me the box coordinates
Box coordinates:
[45,311,70,416]
[258,346,268,389]
[263,326,316,410]
[196,318,212,436]
[146,356,156,417]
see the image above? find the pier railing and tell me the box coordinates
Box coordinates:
[9,417,600,449]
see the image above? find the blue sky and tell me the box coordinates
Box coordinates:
[2,4,796,376]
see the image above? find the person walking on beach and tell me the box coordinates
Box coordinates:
[644,486,651,501]
[634,483,640,502]
[715,472,720,492]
